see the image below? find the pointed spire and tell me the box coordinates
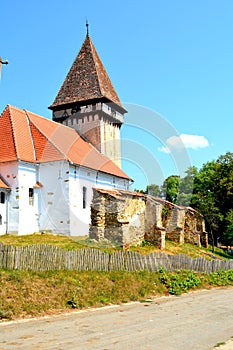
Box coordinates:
[49,31,125,113]
[86,20,89,36]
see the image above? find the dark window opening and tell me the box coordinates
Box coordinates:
[29,188,34,206]
[83,186,87,209]
[0,192,5,204]
[0,215,2,225]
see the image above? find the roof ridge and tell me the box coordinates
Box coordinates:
[7,105,19,161]
[25,110,67,161]
[84,35,102,97]
[88,36,122,106]
[24,110,37,161]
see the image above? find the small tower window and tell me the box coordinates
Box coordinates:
[29,188,34,206]
[0,215,2,225]
[0,192,5,204]
[83,186,87,209]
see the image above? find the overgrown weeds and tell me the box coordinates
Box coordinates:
[158,268,201,295]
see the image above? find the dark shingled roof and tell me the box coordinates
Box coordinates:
[49,34,123,110]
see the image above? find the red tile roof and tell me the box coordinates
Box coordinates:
[0,105,131,180]
[0,176,10,189]
[49,34,124,111]
[96,188,145,200]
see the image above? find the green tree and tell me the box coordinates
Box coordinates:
[223,209,233,244]
[161,175,180,203]
[145,184,161,197]
[192,152,233,246]
[177,166,198,206]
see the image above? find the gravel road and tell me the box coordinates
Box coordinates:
[0,287,233,350]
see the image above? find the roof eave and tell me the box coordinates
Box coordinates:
[49,97,127,115]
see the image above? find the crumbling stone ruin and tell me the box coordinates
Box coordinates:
[89,188,208,250]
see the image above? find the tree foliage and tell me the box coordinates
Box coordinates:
[161,175,180,203]
[144,152,233,245]
[145,184,160,197]
[191,152,233,245]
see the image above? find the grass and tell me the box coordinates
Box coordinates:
[0,233,232,321]
[0,269,165,320]
[0,233,231,260]
[1,268,233,321]
[0,233,84,250]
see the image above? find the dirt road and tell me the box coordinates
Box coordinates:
[0,287,233,350]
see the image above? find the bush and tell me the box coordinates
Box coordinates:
[159,268,201,295]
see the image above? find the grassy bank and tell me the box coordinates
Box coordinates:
[0,233,232,321]
[0,233,231,259]
[1,268,233,321]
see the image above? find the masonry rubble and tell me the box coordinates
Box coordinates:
[89,188,208,250]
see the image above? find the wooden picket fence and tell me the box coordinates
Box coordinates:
[0,243,233,273]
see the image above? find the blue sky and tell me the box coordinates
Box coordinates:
[1,0,233,190]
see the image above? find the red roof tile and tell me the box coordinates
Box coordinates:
[0,106,17,161]
[0,105,131,180]
[0,176,10,189]
[10,107,35,162]
[95,188,146,200]
[49,34,124,111]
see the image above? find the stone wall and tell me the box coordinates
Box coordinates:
[89,189,146,245]
[89,189,208,249]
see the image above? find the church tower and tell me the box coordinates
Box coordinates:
[49,25,126,168]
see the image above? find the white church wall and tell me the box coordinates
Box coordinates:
[0,161,19,233]
[96,171,130,190]
[0,191,8,235]
[17,163,39,235]
[0,160,130,236]
[69,165,97,236]
[69,165,131,236]
[39,160,70,234]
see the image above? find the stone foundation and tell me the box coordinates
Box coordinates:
[90,189,208,249]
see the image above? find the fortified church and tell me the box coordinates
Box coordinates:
[0,28,131,236]
[0,27,208,249]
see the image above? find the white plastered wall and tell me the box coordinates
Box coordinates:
[39,160,70,234]
[0,191,8,235]
[17,162,39,235]
[69,166,97,236]
[0,160,130,236]
[0,161,19,234]
[69,164,131,236]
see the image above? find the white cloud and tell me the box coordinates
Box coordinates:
[158,134,209,153]
[179,134,209,149]
[158,145,171,153]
